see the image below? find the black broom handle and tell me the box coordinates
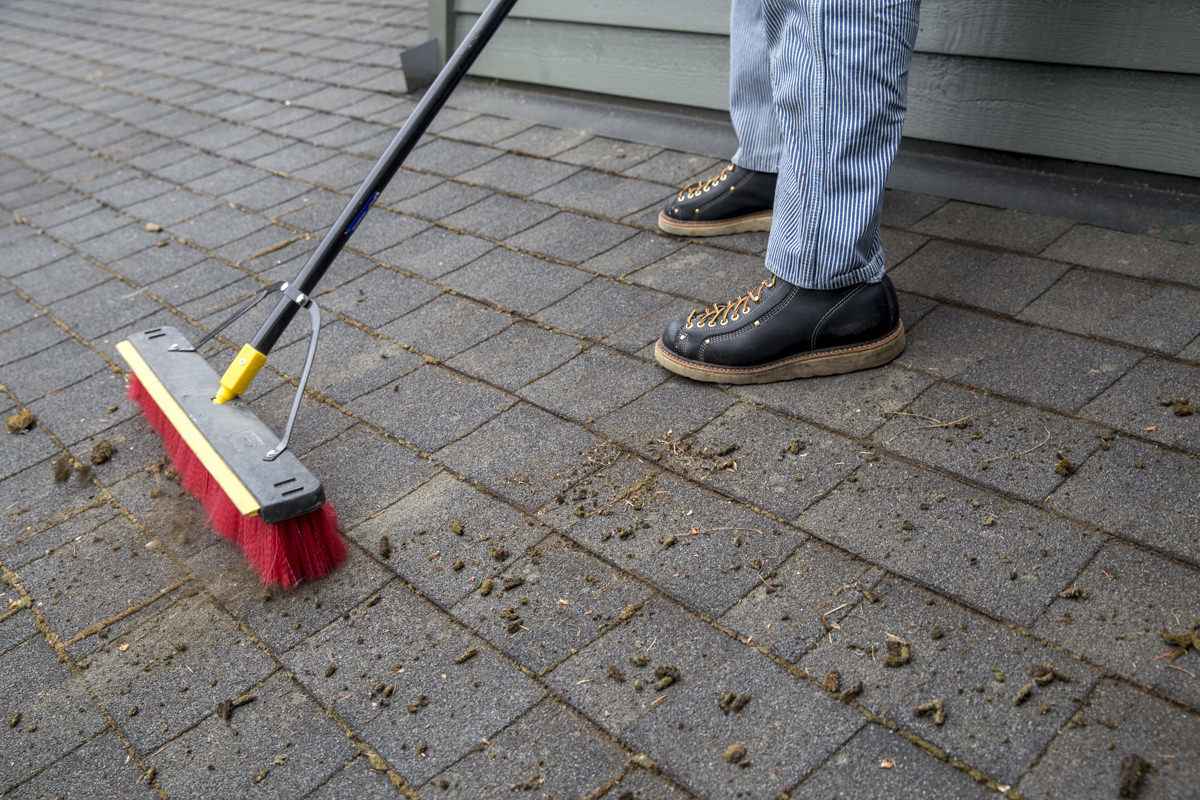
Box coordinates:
[249,0,520,355]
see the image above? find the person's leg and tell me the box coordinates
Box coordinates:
[657,0,780,237]
[655,0,920,383]
[729,0,783,173]
[765,0,920,289]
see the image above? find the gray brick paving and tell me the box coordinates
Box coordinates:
[345,470,546,607]
[889,241,1071,317]
[435,403,607,512]
[389,178,492,221]
[147,670,356,799]
[422,697,625,797]
[445,321,584,392]
[626,646,865,799]
[457,151,580,196]
[719,540,882,663]
[535,277,673,340]
[520,346,666,424]
[441,191,557,241]
[1045,436,1200,563]
[793,723,996,800]
[871,381,1106,503]
[1018,678,1200,800]
[0,636,108,792]
[25,371,132,447]
[281,585,545,786]
[1041,223,1200,286]
[1079,356,1200,451]
[353,363,512,452]
[379,293,512,359]
[373,224,495,278]
[4,728,159,800]
[798,574,997,717]
[911,200,1073,253]
[1019,268,1200,354]
[657,401,871,520]
[630,243,770,304]
[448,534,653,675]
[2,2,1197,798]
[442,246,591,314]
[801,457,1103,626]
[1030,540,1200,709]
[0,313,79,367]
[731,361,933,438]
[902,625,1100,788]
[69,586,278,752]
[0,608,39,657]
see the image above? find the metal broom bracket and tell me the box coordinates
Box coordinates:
[169,281,288,354]
[264,285,321,462]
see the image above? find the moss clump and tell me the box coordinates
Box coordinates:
[1118,754,1153,798]
[883,639,911,668]
[90,439,115,465]
[723,743,749,766]
[653,664,682,691]
[1160,620,1200,656]
[53,455,74,483]
[913,698,946,725]
[1029,662,1070,685]
[718,691,751,714]
[5,410,35,434]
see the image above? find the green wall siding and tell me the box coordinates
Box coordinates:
[430,0,1200,176]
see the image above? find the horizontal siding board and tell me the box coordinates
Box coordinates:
[915,0,1200,75]
[427,0,450,61]
[446,0,1200,74]
[453,0,730,36]
[435,3,1200,176]
[453,16,730,110]
[905,54,1200,177]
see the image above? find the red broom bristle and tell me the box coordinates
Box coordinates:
[127,374,346,588]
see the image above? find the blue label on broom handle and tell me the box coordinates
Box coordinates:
[347,191,380,235]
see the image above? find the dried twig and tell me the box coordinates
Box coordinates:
[883,411,977,443]
[981,429,1052,465]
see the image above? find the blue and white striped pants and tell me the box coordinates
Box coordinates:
[730,0,920,289]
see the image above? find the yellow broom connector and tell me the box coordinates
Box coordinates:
[214,343,267,404]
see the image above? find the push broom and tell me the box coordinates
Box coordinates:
[117,0,519,587]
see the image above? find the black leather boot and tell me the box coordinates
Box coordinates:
[658,163,776,236]
[655,273,905,383]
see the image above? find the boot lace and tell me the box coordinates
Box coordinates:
[678,163,735,201]
[684,275,776,329]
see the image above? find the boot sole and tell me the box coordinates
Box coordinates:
[654,321,906,384]
[657,210,772,237]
